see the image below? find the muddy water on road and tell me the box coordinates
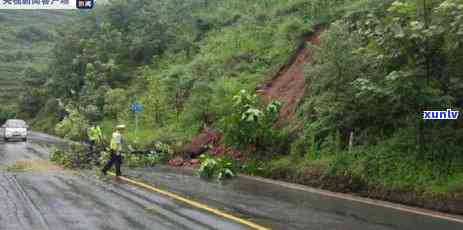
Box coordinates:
[0,139,245,230]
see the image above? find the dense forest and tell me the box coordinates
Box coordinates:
[13,0,463,212]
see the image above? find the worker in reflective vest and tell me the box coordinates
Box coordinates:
[102,124,125,177]
[88,124,103,146]
[87,123,104,163]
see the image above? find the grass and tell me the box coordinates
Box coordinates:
[257,140,463,196]
[234,126,463,196]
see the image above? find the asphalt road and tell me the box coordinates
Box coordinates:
[1,132,463,230]
[0,132,245,230]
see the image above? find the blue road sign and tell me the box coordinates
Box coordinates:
[131,103,143,113]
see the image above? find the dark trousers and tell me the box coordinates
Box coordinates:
[87,140,96,157]
[102,151,122,176]
[87,140,101,165]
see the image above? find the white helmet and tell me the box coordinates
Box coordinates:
[116,124,126,129]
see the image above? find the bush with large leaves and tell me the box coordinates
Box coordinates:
[197,154,236,181]
[223,89,281,151]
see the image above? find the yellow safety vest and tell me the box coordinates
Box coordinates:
[110,131,123,151]
[88,126,102,142]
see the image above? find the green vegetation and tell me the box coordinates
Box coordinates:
[51,144,91,169]
[51,141,173,169]
[118,142,174,168]
[223,90,282,150]
[0,11,74,123]
[290,0,463,195]
[197,154,236,181]
[19,0,380,138]
[6,0,463,212]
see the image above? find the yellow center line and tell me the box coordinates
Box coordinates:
[107,172,270,230]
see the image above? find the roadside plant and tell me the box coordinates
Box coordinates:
[117,141,174,168]
[51,143,91,169]
[153,141,174,162]
[123,151,163,168]
[197,154,236,181]
[50,147,64,164]
[223,89,281,150]
[241,160,268,176]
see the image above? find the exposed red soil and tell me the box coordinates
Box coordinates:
[257,28,324,126]
[188,127,222,152]
[172,28,325,167]
[169,127,221,166]
[169,126,245,167]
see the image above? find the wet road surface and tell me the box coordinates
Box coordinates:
[0,133,245,230]
[1,132,463,230]
[126,168,463,230]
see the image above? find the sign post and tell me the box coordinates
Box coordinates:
[130,103,143,140]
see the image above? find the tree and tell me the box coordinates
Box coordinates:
[55,104,90,141]
[18,68,47,118]
[304,22,366,146]
[103,88,129,121]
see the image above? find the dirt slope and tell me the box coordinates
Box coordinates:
[174,28,324,164]
[257,28,323,125]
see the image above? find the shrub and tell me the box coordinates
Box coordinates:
[99,141,174,168]
[290,137,306,160]
[311,127,463,193]
[197,154,236,181]
[55,104,90,141]
[124,143,173,168]
[289,128,319,160]
[31,98,64,133]
[103,88,129,121]
[223,89,281,150]
[50,143,91,169]
[240,159,268,176]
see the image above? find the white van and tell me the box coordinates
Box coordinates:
[2,119,28,142]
